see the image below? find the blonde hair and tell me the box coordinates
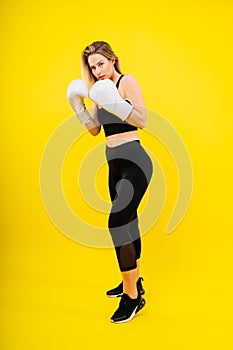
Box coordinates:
[81,41,122,89]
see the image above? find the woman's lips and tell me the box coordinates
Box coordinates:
[99,76,105,80]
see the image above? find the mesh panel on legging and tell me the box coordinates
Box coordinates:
[114,215,141,271]
[106,141,153,272]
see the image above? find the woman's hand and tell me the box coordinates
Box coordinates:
[89,75,147,129]
[67,79,91,125]
[89,79,133,121]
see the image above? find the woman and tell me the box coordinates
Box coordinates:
[67,41,153,323]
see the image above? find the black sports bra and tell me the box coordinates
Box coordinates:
[97,75,138,137]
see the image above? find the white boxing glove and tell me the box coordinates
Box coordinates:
[89,79,133,121]
[67,79,91,125]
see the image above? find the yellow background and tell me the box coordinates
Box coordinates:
[1,0,233,349]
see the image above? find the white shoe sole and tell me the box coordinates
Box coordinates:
[110,298,146,324]
[106,293,123,298]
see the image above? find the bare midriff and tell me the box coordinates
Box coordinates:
[106,130,140,148]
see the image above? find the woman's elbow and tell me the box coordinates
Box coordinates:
[138,114,147,129]
[88,126,101,136]
[134,108,147,129]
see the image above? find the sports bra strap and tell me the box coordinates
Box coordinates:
[116,74,124,89]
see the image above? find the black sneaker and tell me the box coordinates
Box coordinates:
[110,293,146,323]
[106,277,145,298]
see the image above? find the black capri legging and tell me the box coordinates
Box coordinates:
[106,140,153,272]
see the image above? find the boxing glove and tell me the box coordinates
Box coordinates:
[67,79,91,125]
[89,79,133,121]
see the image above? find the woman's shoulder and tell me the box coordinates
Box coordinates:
[120,73,145,104]
[122,73,138,83]
[121,74,140,89]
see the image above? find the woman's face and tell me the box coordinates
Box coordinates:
[88,53,115,80]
